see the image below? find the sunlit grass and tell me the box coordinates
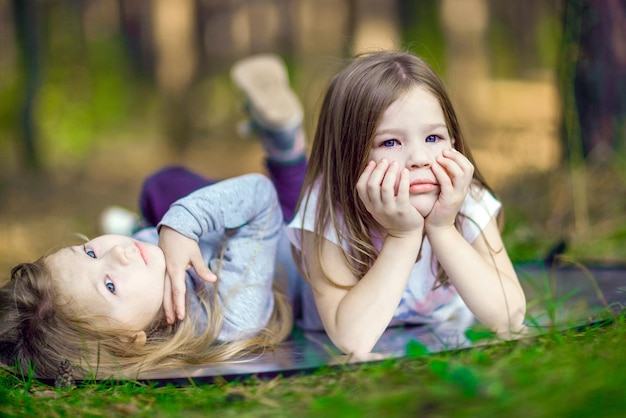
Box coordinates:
[1,314,625,417]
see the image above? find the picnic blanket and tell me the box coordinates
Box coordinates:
[132,262,626,386]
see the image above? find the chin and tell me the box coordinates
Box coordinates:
[411,198,436,218]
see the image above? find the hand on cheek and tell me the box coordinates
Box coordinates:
[357,160,424,238]
[427,149,474,230]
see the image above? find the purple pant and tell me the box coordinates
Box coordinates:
[139,157,307,226]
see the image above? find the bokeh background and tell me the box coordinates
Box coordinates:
[1,0,625,273]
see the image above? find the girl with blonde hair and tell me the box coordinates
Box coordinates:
[0,55,306,379]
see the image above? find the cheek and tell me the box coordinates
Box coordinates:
[367,148,383,162]
[432,142,450,155]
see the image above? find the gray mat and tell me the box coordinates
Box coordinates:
[131,263,626,386]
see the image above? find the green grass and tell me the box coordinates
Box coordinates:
[2,160,626,417]
[1,318,625,417]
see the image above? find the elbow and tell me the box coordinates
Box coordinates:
[490,306,528,340]
[335,340,376,356]
[328,330,379,355]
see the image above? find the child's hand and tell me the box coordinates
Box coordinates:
[357,159,424,238]
[158,226,217,324]
[426,149,474,231]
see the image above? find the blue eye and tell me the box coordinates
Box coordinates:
[84,246,96,258]
[382,139,399,147]
[105,278,115,294]
[425,135,440,143]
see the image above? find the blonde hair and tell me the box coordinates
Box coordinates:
[297,50,500,288]
[0,256,292,379]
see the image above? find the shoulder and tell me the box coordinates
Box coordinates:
[458,182,502,243]
[463,183,501,212]
[286,180,344,249]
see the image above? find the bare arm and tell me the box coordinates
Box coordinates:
[306,160,424,354]
[426,149,526,336]
[304,230,421,354]
[427,219,526,336]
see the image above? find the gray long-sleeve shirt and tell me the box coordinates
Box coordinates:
[134,173,283,341]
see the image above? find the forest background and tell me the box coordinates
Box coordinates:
[1,0,624,271]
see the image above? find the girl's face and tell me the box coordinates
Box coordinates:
[369,85,454,217]
[47,234,166,334]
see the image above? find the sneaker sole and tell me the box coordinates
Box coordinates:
[231,54,303,130]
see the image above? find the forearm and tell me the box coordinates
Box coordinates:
[159,173,282,240]
[427,226,526,334]
[329,232,422,353]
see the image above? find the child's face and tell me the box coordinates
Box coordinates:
[47,234,167,333]
[369,85,454,217]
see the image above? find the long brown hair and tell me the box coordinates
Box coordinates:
[0,256,292,379]
[297,50,499,287]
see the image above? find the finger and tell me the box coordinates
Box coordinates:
[396,168,410,206]
[357,161,376,201]
[440,151,474,191]
[442,149,473,177]
[366,159,389,202]
[162,275,175,324]
[380,161,399,203]
[438,149,462,169]
[454,151,474,178]
[168,269,187,321]
[191,255,217,283]
[432,161,452,191]
[444,147,469,164]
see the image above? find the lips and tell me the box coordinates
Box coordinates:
[135,242,148,265]
[409,180,438,194]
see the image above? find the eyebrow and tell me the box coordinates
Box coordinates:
[422,123,448,131]
[375,123,448,136]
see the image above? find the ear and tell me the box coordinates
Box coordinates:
[118,331,147,347]
[132,331,147,346]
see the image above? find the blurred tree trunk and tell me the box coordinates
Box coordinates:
[487,0,546,74]
[556,0,626,236]
[345,0,357,57]
[12,0,42,171]
[350,0,399,55]
[396,0,446,70]
[119,0,155,78]
[276,0,297,57]
[440,0,490,129]
[559,0,626,162]
[152,0,199,151]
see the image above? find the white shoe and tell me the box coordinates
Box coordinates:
[231,54,303,130]
[99,206,140,236]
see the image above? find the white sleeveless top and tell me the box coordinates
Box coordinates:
[286,180,501,330]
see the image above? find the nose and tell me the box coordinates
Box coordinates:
[109,245,131,266]
[406,143,433,168]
